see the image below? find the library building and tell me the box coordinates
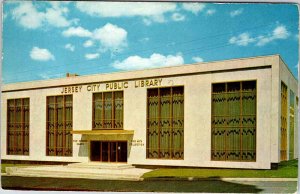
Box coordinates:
[1,54,298,169]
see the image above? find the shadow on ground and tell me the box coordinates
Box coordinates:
[2,176,263,193]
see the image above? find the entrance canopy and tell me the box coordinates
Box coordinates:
[71,130,134,135]
[71,130,134,141]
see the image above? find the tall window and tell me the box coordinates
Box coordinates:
[211,81,256,161]
[7,98,30,155]
[147,86,184,159]
[93,91,123,129]
[289,90,295,159]
[280,82,288,161]
[46,95,72,156]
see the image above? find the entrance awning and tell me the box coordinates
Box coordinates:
[71,130,134,135]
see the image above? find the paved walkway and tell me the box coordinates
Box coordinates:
[5,163,152,181]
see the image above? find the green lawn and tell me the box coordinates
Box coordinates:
[142,159,298,179]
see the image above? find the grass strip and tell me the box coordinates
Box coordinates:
[142,159,298,179]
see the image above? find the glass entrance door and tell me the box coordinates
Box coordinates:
[90,141,127,162]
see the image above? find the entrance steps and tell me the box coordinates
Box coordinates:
[67,162,135,169]
[5,163,152,181]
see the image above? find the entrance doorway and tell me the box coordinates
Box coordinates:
[90,141,127,162]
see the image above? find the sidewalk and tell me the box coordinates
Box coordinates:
[143,177,298,182]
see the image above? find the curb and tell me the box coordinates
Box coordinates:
[222,178,298,182]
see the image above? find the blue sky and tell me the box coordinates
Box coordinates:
[2,1,299,83]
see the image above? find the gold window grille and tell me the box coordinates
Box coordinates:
[46,95,73,156]
[7,98,30,155]
[146,86,184,159]
[280,82,288,161]
[211,81,256,161]
[92,91,123,130]
[289,90,295,160]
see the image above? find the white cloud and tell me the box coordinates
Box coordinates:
[182,3,205,14]
[150,14,166,23]
[11,2,73,29]
[143,18,152,26]
[62,26,92,37]
[62,23,128,52]
[256,36,272,46]
[171,13,185,21]
[92,23,127,52]
[256,25,289,46]
[206,9,216,16]
[76,2,176,24]
[229,25,290,47]
[44,6,71,28]
[229,33,255,46]
[65,44,75,52]
[139,37,150,43]
[85,53,100,60]
[192,56,204,62]
[272,25,289,39]
[30,47,55,61]
[113,53,184,70]
[76,2,176,17]
[12,2,44,29]
[39,72,51,80]
[230,9,243,17]
[83,40,94,47]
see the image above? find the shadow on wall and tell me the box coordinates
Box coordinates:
[78,135,89,157]
[127,135,134,159]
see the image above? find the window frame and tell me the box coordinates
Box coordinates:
[46,95,73,157]
[280,81,288,161]
[211,80,257,162]
[146,86,185,160]
[289,89,295,160]
[92,90,124,130]
[7,98,30,155]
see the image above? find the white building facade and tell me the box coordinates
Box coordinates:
[1,55,298,169]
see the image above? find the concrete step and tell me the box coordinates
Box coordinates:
[7,172,142,181]
[5,165,151,181]
[10,168,142,178]
[67,162,134,169]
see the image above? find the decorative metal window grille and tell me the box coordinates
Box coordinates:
[280,82,288,161]
[46,95,73,156]
[92,91,123,130]
[289,90,295,160]
[7,98,30,155]
[211,81,256,161]
[146,86,184,159]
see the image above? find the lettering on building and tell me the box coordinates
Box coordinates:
[61,86,82,94]
[105,81,128,90]
[87,84,100,92]
[129,139,144,146]
[60,78,164,94]
[73,139,88,146]
[135,78,162,88]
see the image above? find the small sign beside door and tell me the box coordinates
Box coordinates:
[129,139,144,146]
